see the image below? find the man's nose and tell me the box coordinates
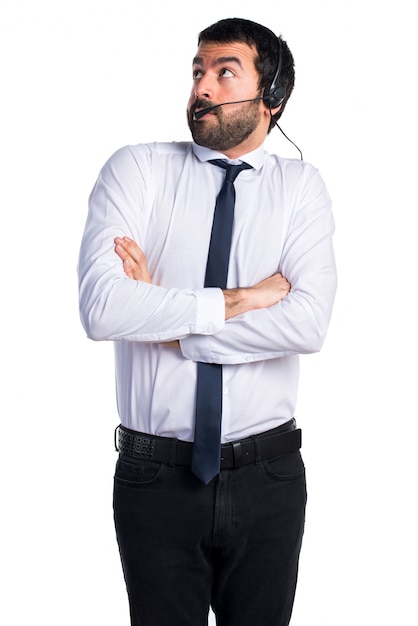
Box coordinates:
[194,74,215,100]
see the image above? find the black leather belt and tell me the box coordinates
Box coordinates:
[116,419,301,470]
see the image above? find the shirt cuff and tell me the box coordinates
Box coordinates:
[194,287,225,333]
[180,288,224,358]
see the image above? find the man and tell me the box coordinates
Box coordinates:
[78,17,337,626]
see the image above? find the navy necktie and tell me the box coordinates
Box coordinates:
[191,159,252,484]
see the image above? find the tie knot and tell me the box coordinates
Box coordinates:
[209,159,252,183]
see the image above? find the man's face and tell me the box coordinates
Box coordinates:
[187,41,269,156]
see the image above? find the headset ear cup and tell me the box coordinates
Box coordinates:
[265,86,286,108]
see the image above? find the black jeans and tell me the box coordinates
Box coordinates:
[113,441,306,626]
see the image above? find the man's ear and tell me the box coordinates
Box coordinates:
[262,103,282,119]
[269,103,282,116]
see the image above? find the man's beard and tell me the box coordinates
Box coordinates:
[187,98,261,152]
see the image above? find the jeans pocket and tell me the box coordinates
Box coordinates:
[114,456,165,486]
[262,451,306,481]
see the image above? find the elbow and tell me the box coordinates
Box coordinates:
[78,274,129,341]
[301,326,328,354]
[288,278,336,355]
[79,309,111,341]
[285,299,334,355]
[79,291,120,341]
[298,306,334,354]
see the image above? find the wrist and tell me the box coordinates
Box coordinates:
[223,288,250,320]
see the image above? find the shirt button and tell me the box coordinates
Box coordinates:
[223,387,229,395]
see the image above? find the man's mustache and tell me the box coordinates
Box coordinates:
[192,99,220,117]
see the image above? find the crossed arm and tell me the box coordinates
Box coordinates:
[114,236,291,323]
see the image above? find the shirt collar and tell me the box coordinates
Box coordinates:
[192,142,265,171]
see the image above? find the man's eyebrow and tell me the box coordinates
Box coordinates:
[192,55,243,68]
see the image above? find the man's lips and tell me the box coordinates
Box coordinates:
[194,109,214,119]
[192,102,218,120]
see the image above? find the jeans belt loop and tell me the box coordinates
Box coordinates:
[114,424,121,452]
[168,438,177,468]
[232,441,243,466]
[252,436,262,463]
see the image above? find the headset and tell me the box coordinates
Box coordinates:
[263,38,286,108]
[264,38,303,160]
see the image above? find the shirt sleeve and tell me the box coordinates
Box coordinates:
[78,145,225,342]
[180,165,337,364]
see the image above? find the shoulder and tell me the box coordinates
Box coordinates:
[264,152,329,195]
[93,141,195,197]
[103,141,193,170]
[265,152,319,178]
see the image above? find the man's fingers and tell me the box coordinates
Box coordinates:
[115,243,127,262]
[115,236,146,265]
[114,236,152,283]
[123,258,135,279]
[123,239,145,265]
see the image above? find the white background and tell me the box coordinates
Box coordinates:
[1,1,417,624]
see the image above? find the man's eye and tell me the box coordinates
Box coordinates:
[193,70,203,79]
[220,68,234,78]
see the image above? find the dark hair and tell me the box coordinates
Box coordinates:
[198,17,295,130]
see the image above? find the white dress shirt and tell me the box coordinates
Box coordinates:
[78,141,337,443]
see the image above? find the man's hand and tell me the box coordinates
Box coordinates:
[114,236,152,283]
[223,273,291,320]
[115,236,179,348]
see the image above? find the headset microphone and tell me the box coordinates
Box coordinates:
[194,96,264,120]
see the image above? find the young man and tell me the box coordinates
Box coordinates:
[78,17,337,626]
